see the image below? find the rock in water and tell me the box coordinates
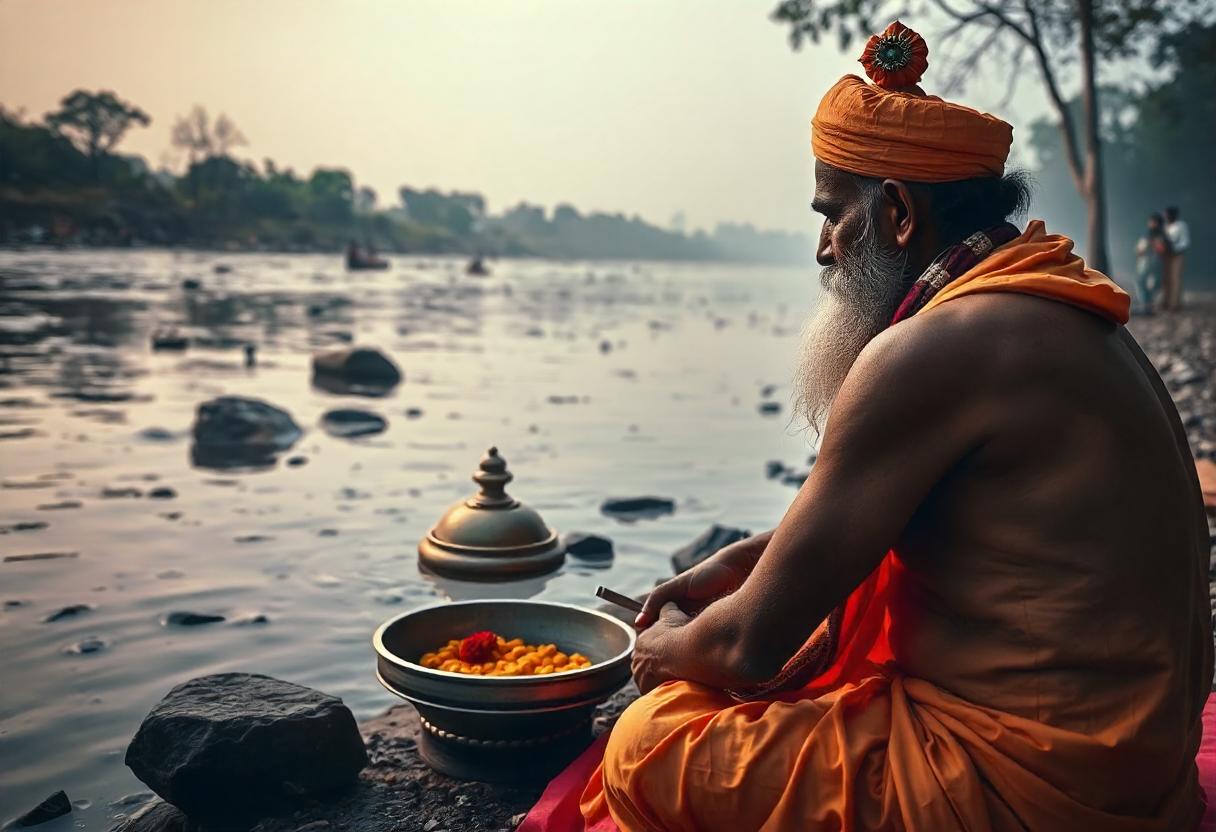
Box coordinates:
[109,799,188,832]
[162,611,225,627]
[43,603,93,623]
[190,396,302,470]
[311,347,401,396]
[563,532,614,561]
[671,524,750,574]
[125,673,367,827]
[13,790,71,826]
[600,496,675,521]
[320,409,388,439]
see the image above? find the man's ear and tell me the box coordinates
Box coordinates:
[880,179,917,250]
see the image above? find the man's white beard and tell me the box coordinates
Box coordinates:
[793,225,911,434]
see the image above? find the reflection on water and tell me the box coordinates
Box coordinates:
[0,249,820,828]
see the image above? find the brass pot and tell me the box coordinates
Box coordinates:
[419,447,565,580]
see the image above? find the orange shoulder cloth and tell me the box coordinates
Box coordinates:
[919,219,1130,324]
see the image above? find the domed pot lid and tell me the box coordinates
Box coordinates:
[419,447,564,580]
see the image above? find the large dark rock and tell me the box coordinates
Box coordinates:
[12,790,71,827]
[125,673,367,827]
[671,524,750,574]
[311,348,401,397]
[190,397,302,470]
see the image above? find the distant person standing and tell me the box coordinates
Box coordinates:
[1134,212,1169,314]
[1163,206,1190,311]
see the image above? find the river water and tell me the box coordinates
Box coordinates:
[0,250,820,828]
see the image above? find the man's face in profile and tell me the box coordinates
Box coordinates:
[793,162,911,433]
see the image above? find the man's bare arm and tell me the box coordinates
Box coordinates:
[661,309,995,689]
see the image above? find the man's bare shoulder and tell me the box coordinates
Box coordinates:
[852,293,1106,397]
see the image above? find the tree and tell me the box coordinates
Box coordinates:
[44,90,150,180]
[771,0,1208,274]
[355,185,377,214]
[1029,21,1216,284]
[171,106,247,166]
[398,187,484,236]
[308,168,354,224]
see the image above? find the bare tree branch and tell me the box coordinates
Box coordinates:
[1021,0,1085,192]
[998,42,1028,108]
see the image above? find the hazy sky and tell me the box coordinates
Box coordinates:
[0,0,1053,234]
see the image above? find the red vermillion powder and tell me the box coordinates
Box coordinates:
[459,630,498,663]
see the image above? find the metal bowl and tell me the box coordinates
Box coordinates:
[373,599,635,782]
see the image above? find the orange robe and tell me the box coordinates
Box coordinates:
[532,222,1209,832]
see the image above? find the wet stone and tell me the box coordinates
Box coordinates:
[765,460,786,479]
[103,486,144,499]
[137,427,178,443]
[286,455,309,467]
[43,603,93,622]
[600,496,675,521]
[151,329,189,351]
[320,409,388,439]
[124,673,367,827]
[672,524,750,574]
[0,521,49,533]
[312,347,402,394]
[757,401,782,415]
[148,487,177,500]
[191,396,302,470]
[563,532,614,561]
[12,789,71,827]
[36,501,82,511]
[0,427,41,440]
[4,551,79,563]
[163,611,225,627]
[65,636,109,654]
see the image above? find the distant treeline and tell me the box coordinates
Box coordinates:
[0,97,812,264]
[1029,22,1214,287]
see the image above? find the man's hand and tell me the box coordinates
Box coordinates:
[631,602,692,694]
[635,531,772,629]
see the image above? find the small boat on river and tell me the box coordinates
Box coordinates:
[346,241,389,271]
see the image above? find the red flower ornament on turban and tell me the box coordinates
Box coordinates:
[859,21,929,91]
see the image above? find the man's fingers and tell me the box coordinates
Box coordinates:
[659,601,691,624]
[635,581,679,628]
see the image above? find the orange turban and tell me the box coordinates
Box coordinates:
[811,22,1013,183]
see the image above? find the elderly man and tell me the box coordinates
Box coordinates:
[522,21,1211,832]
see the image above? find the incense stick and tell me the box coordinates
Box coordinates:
[595,585,644,614]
